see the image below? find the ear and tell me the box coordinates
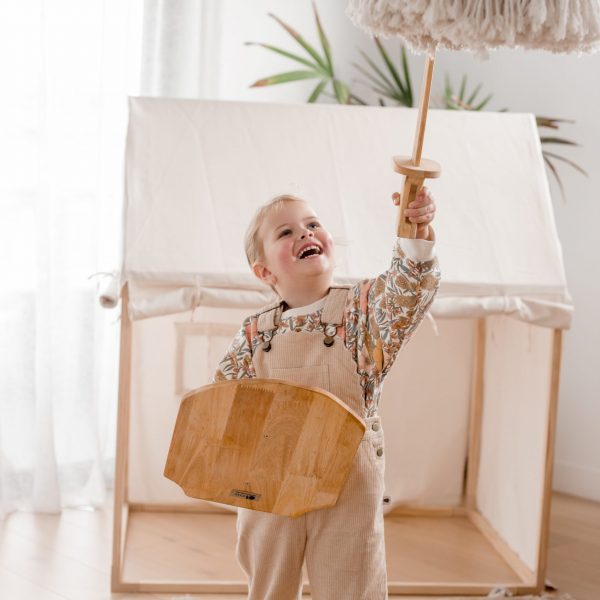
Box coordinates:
[252,261,277,286]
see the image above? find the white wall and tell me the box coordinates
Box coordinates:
[153,0,600,501]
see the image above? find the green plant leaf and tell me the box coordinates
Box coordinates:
[537,116,574,129]
[441,74,457,109]
[352,62,395,97]
[333,79,350,104]
[268,13,328,72]
[312,2,333,74]
[543,155,566,201]
[400,46,413,106]
[357,51,396,93]
[540,137,578,146]
[443,74,492,111]
[466,82,483,105]
[250,70,321,87]
[354,43,412,106]
[244,42,324,72]
[366,83,395,98]
[374,37,406,96]
[473,93,493,110]
[444,73,452,99]
[319,87,360,104]
[543,151,588,176]
[349,93,368,105]
[308,79,328,102]
[353,74,408,105]
[459,74,467,101]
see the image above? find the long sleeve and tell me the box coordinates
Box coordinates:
[344,237,441,411]
[211,317,256,383]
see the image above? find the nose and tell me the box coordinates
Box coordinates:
[300,227,314,239]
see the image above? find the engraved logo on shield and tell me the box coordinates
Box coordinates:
[231,489,261,501]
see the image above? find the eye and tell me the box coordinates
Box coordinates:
[308,221,320,229]
[278,228,292,238]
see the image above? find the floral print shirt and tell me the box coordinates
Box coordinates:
[213,237,441,412]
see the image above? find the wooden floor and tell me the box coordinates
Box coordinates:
[0,491,598,600]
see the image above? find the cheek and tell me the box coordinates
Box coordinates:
[322,231,335,252]
[273,240,294,264]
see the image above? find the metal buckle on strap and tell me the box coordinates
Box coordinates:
[322,323,337,347]
[261,330,273,352]
[257,302,285,352]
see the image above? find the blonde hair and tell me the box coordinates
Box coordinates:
[244,194,307,268]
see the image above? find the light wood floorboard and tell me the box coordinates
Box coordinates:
[0,491,597,599]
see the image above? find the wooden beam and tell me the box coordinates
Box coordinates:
[387,504,467,517]
[465,318,486,509]
[386,581,538,596]
[467,508,537,585]
[130,502,468,518]
[108,579,541,596]
[536,328,563,592]
[129,501,232,514]
[412,55,435,166]
[111,282,133,593]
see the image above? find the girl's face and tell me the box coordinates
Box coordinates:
[253,200,335,291]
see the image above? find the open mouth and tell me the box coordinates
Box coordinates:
[297,244,323,259]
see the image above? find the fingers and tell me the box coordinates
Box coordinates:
[392,186,436,223]
[405,212,434,224]
[391,187,434,207]
[407,204,435,223]
[412,186,433,207]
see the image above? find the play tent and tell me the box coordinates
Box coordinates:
[105,97,572,595]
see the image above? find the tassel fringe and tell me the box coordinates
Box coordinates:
[346,0,600,56]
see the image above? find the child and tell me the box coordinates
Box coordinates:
[213,187,440,599]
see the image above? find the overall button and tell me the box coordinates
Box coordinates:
[323,335,334,347]
[372,423,380,431]
[376,448,383,457]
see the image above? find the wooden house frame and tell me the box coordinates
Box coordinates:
[110,286,563,596]
[108,97,570,596]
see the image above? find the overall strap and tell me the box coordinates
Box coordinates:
[321,285,351,347]
[256,301,284,334]
[321,285,351,326]
[255,300,284,352]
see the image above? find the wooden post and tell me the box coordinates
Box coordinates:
[111,282,133,592]
[392,55,441,238]
[412,56,436,166]
[465,318,486,509]
[536,329,563,592]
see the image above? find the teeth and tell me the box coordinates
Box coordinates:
[298,245,322,259]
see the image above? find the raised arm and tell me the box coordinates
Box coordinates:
[344,189,441,410]
[361,235,440,378]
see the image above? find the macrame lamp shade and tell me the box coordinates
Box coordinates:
[346,0,600,55]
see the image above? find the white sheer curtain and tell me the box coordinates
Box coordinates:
[140,0,221,98]
[0,0,143,518]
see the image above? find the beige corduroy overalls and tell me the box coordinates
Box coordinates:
[236,285,388,600]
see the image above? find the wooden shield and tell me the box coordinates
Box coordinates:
[164,378,366,517]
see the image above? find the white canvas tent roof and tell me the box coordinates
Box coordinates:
[119,97,572,329]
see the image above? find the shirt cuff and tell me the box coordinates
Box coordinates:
[396,237,436,262]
